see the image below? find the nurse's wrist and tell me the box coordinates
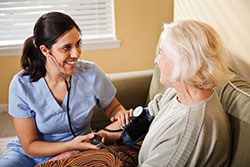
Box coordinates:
[63,140,74,151]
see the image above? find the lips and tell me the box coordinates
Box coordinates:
[65,60,77,65]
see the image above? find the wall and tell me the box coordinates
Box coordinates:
[174,0,250,82]
[0,0,174,105]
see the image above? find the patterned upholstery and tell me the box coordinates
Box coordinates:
[36,145,139,167]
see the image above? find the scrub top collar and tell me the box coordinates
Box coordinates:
[39,72,77,114]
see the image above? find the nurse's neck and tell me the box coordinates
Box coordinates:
[45,65,71,86]
[44,61,71,84]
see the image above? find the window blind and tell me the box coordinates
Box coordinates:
[0,0,115,47]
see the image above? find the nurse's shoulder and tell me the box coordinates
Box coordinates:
[9,70,33,90]
[75,60,104,78]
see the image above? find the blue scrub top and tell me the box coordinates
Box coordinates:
[8,60,116,143]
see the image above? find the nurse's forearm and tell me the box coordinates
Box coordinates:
[24,133,97,158]
[25,140,71,158]
[97,120,122,144]
[103,97,126,119]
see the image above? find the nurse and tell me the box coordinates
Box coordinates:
[0,12,131,167]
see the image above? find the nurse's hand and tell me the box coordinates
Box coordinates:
[50,133,100,161]
[68,133,100,151]
[110,109,133,128]
[103,97,133,129]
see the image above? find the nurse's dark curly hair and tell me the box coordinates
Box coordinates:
[21,12,81,82]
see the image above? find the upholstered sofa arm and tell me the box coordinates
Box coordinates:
[91,69,153,130]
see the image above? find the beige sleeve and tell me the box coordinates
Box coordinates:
[148,88,176,117]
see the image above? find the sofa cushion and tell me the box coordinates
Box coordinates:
[216,74,250,167]
[147,65,167,104]
[146,40,168,104]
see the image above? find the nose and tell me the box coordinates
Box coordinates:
[154,55,159,65]
[70,46,81,59]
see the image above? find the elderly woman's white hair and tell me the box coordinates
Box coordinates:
[160,20,232,89]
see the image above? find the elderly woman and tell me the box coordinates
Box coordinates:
[100,20,232,166]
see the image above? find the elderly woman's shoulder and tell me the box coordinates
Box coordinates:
[151,88,177,105]
[163,87,177,98]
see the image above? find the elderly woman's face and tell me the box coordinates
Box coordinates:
[154,41,174,87]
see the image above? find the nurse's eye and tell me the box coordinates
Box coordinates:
[62,45,71,51]
[76,40,82,48]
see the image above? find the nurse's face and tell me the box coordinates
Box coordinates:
[49,27,82,76]
[154,41,174,87]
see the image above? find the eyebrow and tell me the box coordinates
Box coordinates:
[60,39,81,48]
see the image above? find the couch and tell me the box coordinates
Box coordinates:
[4,65,250,166]
[5,64,248,166]
[90,65,250,166]
[3,50,250,167]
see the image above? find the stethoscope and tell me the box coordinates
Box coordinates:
[47,50,76,138]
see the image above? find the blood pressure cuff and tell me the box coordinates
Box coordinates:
[121,107,154,147]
